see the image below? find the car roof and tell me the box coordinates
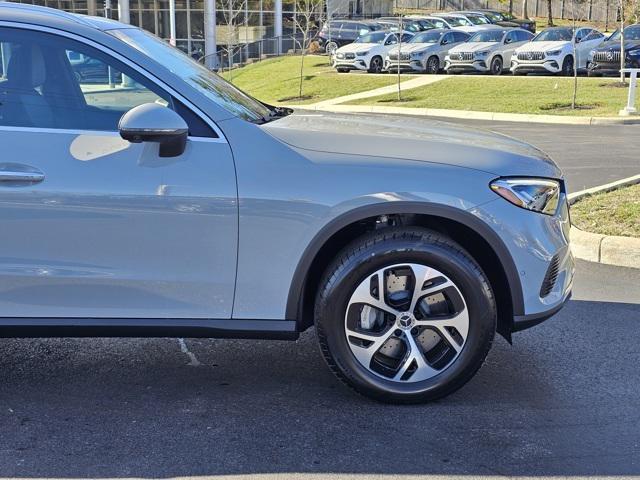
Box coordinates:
[0,2,130,31]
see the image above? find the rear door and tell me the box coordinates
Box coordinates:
[0,26,237,320]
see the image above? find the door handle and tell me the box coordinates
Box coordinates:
[0,163,45,185]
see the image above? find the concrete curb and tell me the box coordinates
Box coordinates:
[569,174,640,269]
[288,104,640,125]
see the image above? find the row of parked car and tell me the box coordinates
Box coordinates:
[322,12,640,77]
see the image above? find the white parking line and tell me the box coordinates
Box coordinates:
[177,338,202,367]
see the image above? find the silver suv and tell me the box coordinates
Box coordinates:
[0,4,574,403]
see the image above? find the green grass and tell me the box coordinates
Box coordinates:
[347,77,634,116]
[571,184,640,237]
[221,55,399,105]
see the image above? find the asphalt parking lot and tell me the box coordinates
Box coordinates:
[1,121,639,480]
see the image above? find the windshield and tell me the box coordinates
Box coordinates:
[534,28,573,41]
[441,16,472,27]
[483,11,503,22]
[356,32,386,43]
[410,31,443,43]
[427,18,448,29]
[468,30,505,42]
[110,28,272,123]
[502,12,516,20]
[467,15,490,25]
[622,26,640,41]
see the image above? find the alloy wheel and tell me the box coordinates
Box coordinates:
[426,56,439,74]
[344,263,469,383]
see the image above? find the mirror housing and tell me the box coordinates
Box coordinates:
[119,103,188,158]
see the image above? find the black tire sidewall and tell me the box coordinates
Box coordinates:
[317,235,495,402]
[427,56,439,74]
[491,56,503,75]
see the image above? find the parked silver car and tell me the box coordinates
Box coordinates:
[0,3,574,403]
[386,29,470,73]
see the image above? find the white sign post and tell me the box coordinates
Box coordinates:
[620,68,640,116]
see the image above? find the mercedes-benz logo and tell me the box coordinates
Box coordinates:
[527,51,533,60]
[606,51,614,61]
[398,314,415,330]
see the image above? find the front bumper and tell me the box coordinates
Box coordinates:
[385,59,423,72]
[333,58,368,71]
[511,58,562,74]
[470,191,575,332]
[446,60,489,73]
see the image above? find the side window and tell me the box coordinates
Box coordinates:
[517,30,533,42]
[584,30,603,41]
[504,31,516,44]
[454,32,469,42]
[400,33,413,43]
[0,27,214,136]
[575,29,588,42]
[441,33,453,45]
[385,34,399,45]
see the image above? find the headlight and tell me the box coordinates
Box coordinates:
[356,50,370,56]
[627,49,640,57]
[546,49,562,57]
[490,178,561,215]
[474,51,489,58]
[411,51,427,59]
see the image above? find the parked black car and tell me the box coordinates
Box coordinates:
[473,9,536,33]
[588,24,640,76]
[317,20,382,55]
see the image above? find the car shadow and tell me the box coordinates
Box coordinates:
[0,299,638,478]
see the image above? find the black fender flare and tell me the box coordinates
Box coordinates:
[285,201,525,326]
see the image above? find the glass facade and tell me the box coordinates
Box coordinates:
[8,0,392,61]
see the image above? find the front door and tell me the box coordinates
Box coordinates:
[0,26,237,320]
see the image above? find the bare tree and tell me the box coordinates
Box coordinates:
[620,0,626,83]
[522,0,530,18]
[219,0,248,78]
[547,0,554,25]
[571,0,578,108]
[292,0,324,99]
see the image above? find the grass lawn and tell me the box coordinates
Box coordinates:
[347,77,634,116]
[221,55,399,105]
[571,184,640,237]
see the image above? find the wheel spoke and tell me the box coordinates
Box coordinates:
[347,327,396,368]
[415,309,469,351]
[393,332,438,382]
[408,264,452,314]
[348,273,399,317]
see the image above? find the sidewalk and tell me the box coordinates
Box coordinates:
[312,75,448,107]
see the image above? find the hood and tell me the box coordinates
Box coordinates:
[450,41,499,53]
[387,43,437,54]
[517,40,569,52]
[261,111,561,178]
[595,39,640,52]
[453,25,487,33]
[336,42,377,54]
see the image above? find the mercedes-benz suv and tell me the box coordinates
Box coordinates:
[0,3,574,404]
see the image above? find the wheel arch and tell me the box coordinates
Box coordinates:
[286,202,524,341]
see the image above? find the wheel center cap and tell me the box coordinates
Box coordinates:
[397,314,415,330]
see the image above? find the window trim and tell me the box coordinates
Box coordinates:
[0,21,227,143]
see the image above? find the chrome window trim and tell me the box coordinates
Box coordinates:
[0,21,228,144]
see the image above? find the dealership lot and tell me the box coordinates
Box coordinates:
[0,119,639,479]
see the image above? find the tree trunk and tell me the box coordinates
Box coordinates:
[522,0,529,19]
[509,0,514,14]
[548,0,554,25]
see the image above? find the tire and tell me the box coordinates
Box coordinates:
[325,41,338,56]
[561,55,574,76]
[368,56,383,74]
[489,56,503,75]
[315,227,496,404]
[425,55,440,74]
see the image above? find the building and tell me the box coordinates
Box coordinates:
[6,0,393,66]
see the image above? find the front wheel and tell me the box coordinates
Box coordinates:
[561,55,574,76]
[490,56,503,75]
[325,41,338,56]
[425,55,440,74]
[368,56,383,73]
[315,228,496,404]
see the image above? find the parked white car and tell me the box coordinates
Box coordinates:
[511,26,606,75]
[386,29,470,73]
[446,28,534,75]
[333,30,415,73]
[431,13,495,33]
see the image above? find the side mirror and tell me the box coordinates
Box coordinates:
[119,103,188,158]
